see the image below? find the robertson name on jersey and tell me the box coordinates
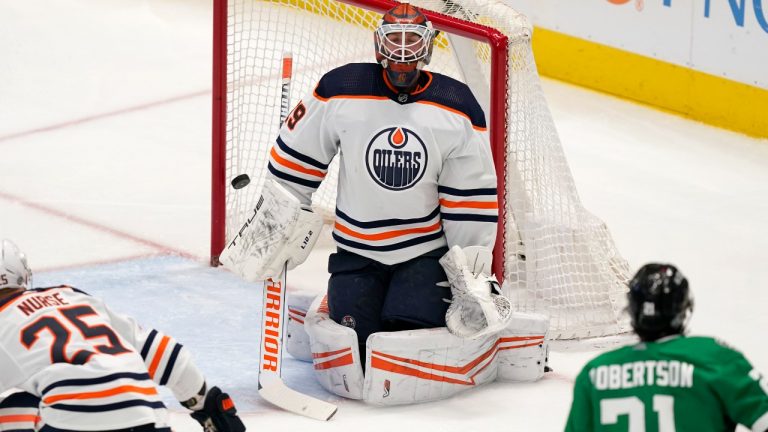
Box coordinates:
[268,63,498,265]
[565,335,768,432]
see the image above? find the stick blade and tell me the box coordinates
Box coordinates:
[258,375,338,421]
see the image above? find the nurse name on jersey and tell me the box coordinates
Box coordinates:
[589,360,695,390]
[15,291,70,316]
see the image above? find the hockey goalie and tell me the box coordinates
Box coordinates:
[220,3,549,406]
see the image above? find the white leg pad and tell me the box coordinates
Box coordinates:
[304,300,549,405]
[285,289,316,362]
[304,295,365,399]
[363,328,500,406]
[497,312,549,382]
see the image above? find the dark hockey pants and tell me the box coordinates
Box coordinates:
[326,247,451,366]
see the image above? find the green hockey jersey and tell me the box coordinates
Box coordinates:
[565,335,768,431]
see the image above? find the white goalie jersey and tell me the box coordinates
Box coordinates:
[268,63,498,265]
[0,286,204,431]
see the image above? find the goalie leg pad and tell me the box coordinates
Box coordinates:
[363,328,500,406]
[497,312,549,382]
[305,294,366,399]
[285,289,318,362]
[0,391,39,431]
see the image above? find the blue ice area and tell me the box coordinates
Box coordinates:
[34,256,339,413]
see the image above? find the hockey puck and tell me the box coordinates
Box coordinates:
[231,174,251,189]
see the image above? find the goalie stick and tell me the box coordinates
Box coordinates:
[257,52,337,421]
[259,268,337,420]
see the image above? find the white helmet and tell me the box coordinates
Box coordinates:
[1,239,32,290]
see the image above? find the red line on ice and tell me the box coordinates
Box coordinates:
[0,91,209,144]
[0,190,196,260]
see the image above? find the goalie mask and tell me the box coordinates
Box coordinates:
[374,3,435,91]
[1,239,32,290]
[627,263,693,342]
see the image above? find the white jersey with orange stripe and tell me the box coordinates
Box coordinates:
[269,63,498,265]
[0,285,204,431]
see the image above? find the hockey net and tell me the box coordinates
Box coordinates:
[211,0,631,339]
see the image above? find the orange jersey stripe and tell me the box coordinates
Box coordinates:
[0,414,40,424]
[43,385,158,404]
[148,335,171,379]
[439,198,498,210]
[313,89,390,103]
[270,147,325,178]
[312,73,484,130]
[335,220,441,241]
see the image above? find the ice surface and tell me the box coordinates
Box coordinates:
[1,0,766,430]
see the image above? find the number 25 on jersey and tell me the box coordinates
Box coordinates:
[21,305,130,365]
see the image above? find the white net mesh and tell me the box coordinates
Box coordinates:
[221,0,631,339]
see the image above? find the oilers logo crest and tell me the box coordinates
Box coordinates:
[365,127,427,190]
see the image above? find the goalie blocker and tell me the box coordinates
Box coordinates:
[219,179,323,281]
[286,293,549,405]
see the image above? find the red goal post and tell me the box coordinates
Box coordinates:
[211,0,631,339]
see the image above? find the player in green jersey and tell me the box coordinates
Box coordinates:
[565,263,768,432]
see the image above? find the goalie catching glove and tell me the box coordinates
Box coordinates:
[182,383,246,432]
[439,245,513,339]
[220,179,323,280]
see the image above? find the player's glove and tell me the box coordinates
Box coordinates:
[182,384,246,432]
[439,245,513,339]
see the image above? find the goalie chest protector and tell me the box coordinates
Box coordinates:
[269,63,498,266]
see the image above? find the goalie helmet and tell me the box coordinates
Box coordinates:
[627,263,693,342]
[1,239,32,290]
[374,3,435,91]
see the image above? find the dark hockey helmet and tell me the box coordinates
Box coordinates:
[374,3,435,90]
[627,263,693,341]
[0,239,31,290]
